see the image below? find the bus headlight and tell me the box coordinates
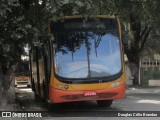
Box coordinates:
[64,85,69,89]
[111,82,121,88]
[116,82,120,86]
[58,84,69,90]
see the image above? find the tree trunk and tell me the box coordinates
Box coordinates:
[124,14,152,85]
[0,62,18,109]
[0,63,7,107]
[127,62,139,85]
[125,52,140,85]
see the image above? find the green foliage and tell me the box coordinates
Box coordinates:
[47,0,112,20]
[46,0,160,63]
[0,0,160,72]
[0,0,28,72]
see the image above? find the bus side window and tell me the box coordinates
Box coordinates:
[38,48,43,59]
[44,42,51,78]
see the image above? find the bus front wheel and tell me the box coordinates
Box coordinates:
[97,100,113,107]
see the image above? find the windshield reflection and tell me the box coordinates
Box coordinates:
[53,31,121,79]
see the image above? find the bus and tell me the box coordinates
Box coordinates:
[15,61,30,87]
[29,15,126,107]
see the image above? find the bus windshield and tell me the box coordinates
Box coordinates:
[15,62,30,76]
[52,18,122,79]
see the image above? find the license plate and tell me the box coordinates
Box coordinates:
[84,91,97,96]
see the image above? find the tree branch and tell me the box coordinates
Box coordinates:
[135,21,141,42]
[139,27,152,51]
[41,0,47,8]
[3,63,19,91]
[139,25,148,40]
[0,63,4,89]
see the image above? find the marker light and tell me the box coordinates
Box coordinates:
[112,83,115,87]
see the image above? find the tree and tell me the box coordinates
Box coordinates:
[47,0,158,84]
[1,0,160,108]
[0,0,30,107]
[112,0,160,84]
[0,0,49,108]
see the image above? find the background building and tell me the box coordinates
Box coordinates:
[139,54,160,86]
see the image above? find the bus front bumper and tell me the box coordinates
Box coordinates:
[49,84,126,103]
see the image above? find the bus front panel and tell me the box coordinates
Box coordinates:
[49,16,126,103]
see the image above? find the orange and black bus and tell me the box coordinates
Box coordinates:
[29,15,126,107]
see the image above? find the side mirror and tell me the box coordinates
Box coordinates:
[124,54,128,62]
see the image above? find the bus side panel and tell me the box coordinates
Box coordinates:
[31,47,39,94]
[38,58,45,98]
[36,43,52,99]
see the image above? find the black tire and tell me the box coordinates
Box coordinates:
[43,80,47,100]
[34,93,39,102]
[34,93,43,102]
[31,79,35,92]
[97,100,113,107]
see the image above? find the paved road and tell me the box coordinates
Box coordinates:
[14,86,160,120]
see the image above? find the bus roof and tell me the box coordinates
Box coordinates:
[49,15,116,22]
[48,15,118,33]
